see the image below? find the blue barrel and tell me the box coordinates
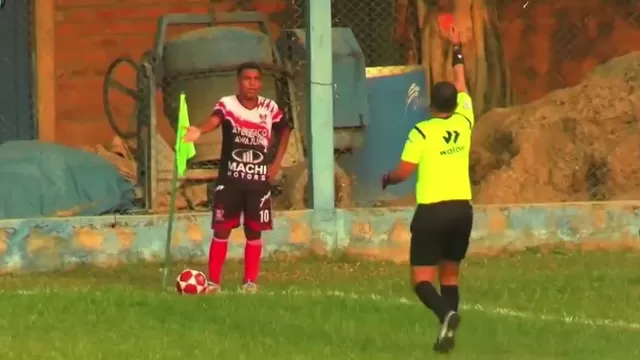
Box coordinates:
[339,66,429,206]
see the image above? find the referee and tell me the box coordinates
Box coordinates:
[382,27,474,354]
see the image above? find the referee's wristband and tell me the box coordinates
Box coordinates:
[452,43,464,66]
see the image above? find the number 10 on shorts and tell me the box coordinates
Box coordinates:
[260,209,270,223]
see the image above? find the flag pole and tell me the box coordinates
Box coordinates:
[162,156,179,290]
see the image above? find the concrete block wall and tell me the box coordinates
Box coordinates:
[1,203,639,273]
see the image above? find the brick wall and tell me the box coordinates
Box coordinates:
[54,0,287,147]
[53,0,640,147]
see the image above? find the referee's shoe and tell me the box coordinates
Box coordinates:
[433,311,461,353]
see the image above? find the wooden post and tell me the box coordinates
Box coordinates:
[34,0,56,142]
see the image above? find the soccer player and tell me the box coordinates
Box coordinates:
[183,62,291,294]
[381,27,473,353]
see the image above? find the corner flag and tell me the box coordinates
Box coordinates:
[175,92,196,176]
[163,92,196,290]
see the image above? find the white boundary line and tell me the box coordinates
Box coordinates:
[258,289,640,331]
[3,287,639,331]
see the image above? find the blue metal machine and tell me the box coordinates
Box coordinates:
[339,66,429,206]
[278,29,428,206]
[276,28,370,208]
[276,28,370,151]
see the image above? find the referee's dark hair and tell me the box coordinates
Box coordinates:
[430,81,458,114]
[237,61,263,77]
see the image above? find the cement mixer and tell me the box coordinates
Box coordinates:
[103,11,365,211]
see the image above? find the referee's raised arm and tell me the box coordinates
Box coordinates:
[451,27,467,94]
[450,27,474,128]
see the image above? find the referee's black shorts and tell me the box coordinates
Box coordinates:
[409,200,473,266]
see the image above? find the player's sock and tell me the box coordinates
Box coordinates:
[414,281,451,323]
[243,239,262,283]
[208,238,228,285]
[440,285,460,311]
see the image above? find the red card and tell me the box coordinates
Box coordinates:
[438,13,454,34]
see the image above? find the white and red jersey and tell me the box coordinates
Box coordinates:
[212,95,287,187]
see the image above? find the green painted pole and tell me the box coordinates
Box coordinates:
[305,0,335,210]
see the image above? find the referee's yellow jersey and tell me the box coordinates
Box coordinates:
[400,92,475,205]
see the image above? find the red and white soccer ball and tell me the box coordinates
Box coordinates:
[176,269,208,295]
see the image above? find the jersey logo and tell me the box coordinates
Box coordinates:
[232,149,264,164]
[442,130,460,144]
[259,113,268,126]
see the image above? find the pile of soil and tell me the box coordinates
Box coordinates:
[472,52,640,204]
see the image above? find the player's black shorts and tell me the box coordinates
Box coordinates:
[409,200,473,266]
[211,182,273,232]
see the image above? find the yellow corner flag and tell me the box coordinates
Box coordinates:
[175,92,197,176]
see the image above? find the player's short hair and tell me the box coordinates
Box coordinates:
[237,62,263,77]
[430,81,458,113]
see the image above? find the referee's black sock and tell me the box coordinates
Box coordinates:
[414,281,451,323]
[440,285,460,312]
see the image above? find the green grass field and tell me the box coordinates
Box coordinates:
[1,249,639,359]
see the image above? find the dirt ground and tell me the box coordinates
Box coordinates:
[372,52,640,207]
[472,51,640,204]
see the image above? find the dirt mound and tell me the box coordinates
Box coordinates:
[472,52,640,204]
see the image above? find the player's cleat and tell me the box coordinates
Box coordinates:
[240,281,258,294]
[433,311,461,354]
[204,282,221,294]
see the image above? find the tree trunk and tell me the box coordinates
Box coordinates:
[418,0,514,116]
